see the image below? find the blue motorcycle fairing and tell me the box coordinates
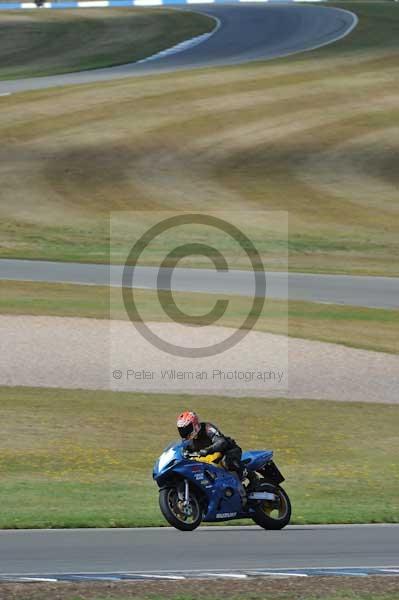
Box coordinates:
[153,441,245,522]
[242,450,273,471]
[173,460,244,521]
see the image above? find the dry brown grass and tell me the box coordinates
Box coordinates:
[0,576,398,600]
[0,3,398,273]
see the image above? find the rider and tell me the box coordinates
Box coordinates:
[176,411,244,479]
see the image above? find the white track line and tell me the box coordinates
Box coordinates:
[201,573,248,578]
[137,13,220,63]
[18,577,59,582]
[261,572,309,577]
[135,574,186,580]
[380,569,399,573]
[319,571,368,577]
[3,565,398,578]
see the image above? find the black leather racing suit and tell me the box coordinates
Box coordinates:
[186,422,243,476]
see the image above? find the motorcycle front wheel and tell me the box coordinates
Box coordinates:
[252,485,291,530]
[159,487,202,531]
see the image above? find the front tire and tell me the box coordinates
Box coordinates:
[159,487,202,531]
[252,484,291,530]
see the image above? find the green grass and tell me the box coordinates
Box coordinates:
[1,280,398,353]
[1,3,399,274]
[0,386,397,528]
[0,8,213,79]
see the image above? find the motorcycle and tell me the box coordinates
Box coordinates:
[153,441,291,531]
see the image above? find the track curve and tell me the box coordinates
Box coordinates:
[0,4,357,94]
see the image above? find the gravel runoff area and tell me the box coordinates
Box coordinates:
[1,315,398,403]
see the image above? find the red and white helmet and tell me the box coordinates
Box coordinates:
[177,411,200,440]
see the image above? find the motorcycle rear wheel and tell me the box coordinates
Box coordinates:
[252,484,291,530]
[159,487,202,531]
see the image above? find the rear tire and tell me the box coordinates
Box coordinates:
[159,487,202,531]
[252,484,291,530]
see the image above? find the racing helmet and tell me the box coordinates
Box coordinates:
[177,411,200,440]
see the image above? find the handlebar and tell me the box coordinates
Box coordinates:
[184,450,200,458]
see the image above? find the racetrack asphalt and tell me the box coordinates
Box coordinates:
[0,525,398,576]
[1,259,399,308]
[0,4,358,94]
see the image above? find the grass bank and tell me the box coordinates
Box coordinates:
[0,3,398,274]
[0,386,397,528]
[1,280,398,353]
[0,8,213,79]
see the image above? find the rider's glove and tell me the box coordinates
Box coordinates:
[199,449,209,457]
